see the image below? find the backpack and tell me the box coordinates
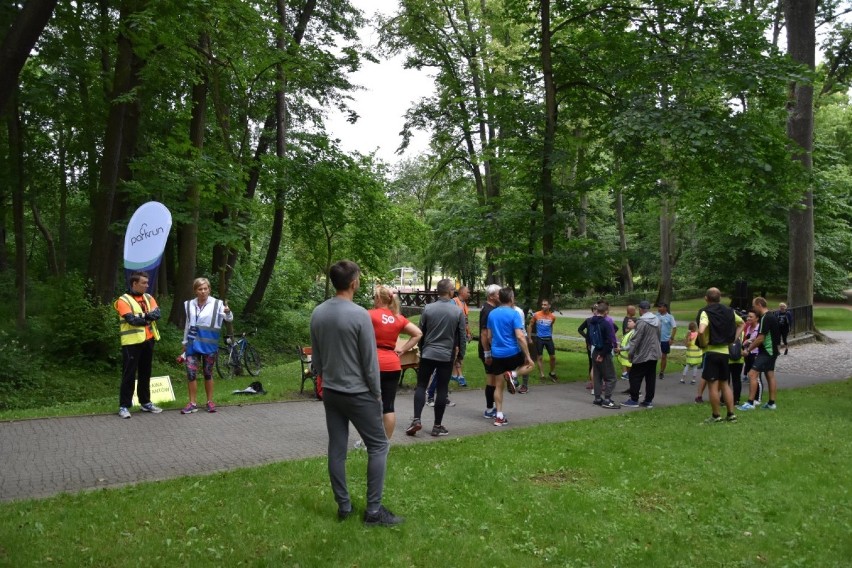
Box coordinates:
[696,304,736,347]
[587,317,608,351]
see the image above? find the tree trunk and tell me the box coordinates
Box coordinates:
[168,41,207,330]
[537,0,556,302]
[243,0,302,316]
[31,202,59,277]
[0,0,59,114]
[615,188,633,293]
[785,0,816,314]
[58,126,68,275]
[656,196,675,306]
[7,91,26,329]
[87,0,147,304]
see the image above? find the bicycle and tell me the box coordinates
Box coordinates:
[215,329,262,379]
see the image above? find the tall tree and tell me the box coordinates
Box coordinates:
[243,0,317,316]
[87,0,148,303]
[785,0,816,313]
[0,0,58,114]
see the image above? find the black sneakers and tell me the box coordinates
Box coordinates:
[364,505,404,527]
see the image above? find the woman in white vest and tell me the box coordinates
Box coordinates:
[181,277,232,414]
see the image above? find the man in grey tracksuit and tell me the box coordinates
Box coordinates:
[624,300,662,408]
[405,278,467,437]
[310,260,403,527]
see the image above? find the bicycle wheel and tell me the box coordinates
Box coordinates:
[243,345,261,376]
[215,346,234,379]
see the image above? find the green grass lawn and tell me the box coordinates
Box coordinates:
[815,307,852,331]
[1,380,849,567]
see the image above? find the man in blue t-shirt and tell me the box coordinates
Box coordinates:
[483,287,534,427]
[655,303,677,380]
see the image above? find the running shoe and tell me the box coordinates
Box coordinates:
[504,372,517,394]
[658,371,665,380]
[703,416,722,424]
[430,425,449,437]
[549,372,558,383]
[426,398,435,407]
[140,402,162,414]
[601,399,621,409]
[518,385,528,394]
[181,402,198,414]
[694,396,704,403]
[363,505,404,527]
[444,399,456,407]
[622,399,640,408]
[679,378,685,384]
[726,414,738,422]
[483,408,497,419]
[493,416,509,426]
[405,418,422,436]
[593,398,603,406]
[457,376,468,387]
[639,400,654,409]
[762,402,777,410]
[737,402,756,411]
[206,401,217,413]
[118,407,131,419]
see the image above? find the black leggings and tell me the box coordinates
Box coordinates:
[380,370,401,414]
[728,363,743,404]
[414,358,452,424]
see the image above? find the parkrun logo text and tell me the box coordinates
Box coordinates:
[130,223,165,246]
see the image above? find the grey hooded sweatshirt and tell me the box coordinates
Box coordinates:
[627,311,662,365]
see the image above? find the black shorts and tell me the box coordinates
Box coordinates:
[660,340,671,354]
[490,351,525,375]
[753,352,778,372]
[701,352,730,382]
[479,354,495,375]
[535,337,555,356]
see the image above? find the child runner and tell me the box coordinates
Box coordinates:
[617,318,635,381]
[681,322,702,384]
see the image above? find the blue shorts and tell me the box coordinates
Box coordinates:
[660,340,671,354]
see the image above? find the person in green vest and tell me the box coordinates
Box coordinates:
[114,271,162,419]
[681,321,702,385]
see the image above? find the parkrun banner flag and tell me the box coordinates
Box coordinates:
[123,201,172,293]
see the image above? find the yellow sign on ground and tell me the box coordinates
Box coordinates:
[132,376,176,406]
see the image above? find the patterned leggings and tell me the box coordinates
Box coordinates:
[186,353,216,382]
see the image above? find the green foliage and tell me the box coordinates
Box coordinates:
[24,274,117,363]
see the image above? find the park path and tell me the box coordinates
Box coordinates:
[1,332,849,503]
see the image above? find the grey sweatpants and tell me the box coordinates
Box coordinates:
[592,349,617,399]
[322,389,389,514]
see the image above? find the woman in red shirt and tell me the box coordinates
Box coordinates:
[369,286,422,439]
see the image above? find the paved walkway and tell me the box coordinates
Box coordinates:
[1,332,849,503]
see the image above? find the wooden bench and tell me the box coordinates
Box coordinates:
[297,346,318,396]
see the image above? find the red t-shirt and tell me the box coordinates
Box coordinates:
[368,308,410,372]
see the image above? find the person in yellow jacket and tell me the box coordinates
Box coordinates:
[617,318,635,379]
[681,322,702,385]
[114,271,162,419]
